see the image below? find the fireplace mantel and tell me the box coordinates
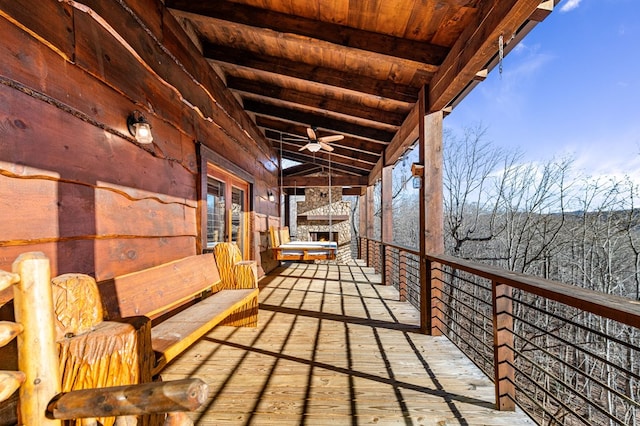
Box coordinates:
[297,214,349,221]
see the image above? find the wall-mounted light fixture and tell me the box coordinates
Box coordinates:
[127,110,153,144]
[268,191,275,202]
[411,162,424,189]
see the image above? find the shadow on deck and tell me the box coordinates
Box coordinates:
[162,262,535,425]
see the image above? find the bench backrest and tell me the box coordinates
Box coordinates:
[99,253,221,319]
[269,226,291,248]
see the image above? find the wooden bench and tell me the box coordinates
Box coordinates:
[269,226,337,261]
[1,252,210,426]
[99,244,259,375]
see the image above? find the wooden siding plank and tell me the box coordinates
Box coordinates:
[0,0,74,60]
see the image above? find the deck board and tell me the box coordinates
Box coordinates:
[161,262,534,425]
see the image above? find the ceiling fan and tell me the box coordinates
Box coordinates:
[293,127,343,153]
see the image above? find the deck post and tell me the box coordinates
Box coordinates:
[399,251,407,302]
[418,86,444,335]
[358,191,366,260]
[366,185,375,267]
[381,160,393,285]
[492,281,516,411]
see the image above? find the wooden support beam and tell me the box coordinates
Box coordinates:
[418,87,444,335]
[530,0,555,22]
[228,77,408,127]
[249,100,395,143]
[12,252,61,425]
[358,192,367,259]
[204,43,419,104]
[366,185,375,267]
[381,162,393,285]
[47,378,208,419]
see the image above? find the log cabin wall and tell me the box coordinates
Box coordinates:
[0,0,280,304]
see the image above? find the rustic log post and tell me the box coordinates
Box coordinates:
[418,88,444,335]
[381,161,393,285]
[492,280,516,411]
[47,378,208,420]
[398,251,407,302]
[12,252,62,425]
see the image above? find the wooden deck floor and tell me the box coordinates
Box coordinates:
[162,262,535,425]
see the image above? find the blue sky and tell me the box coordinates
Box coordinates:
[444,0,640,182]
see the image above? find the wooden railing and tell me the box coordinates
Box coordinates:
[359,237,640,425]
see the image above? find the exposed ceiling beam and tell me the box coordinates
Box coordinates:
[272,140,380,170]
[282,163,323,177]
[227,76,408,127]
[247,101,395,143]
[281,151,367,176]
[203,43,419,103]
[282,175,368,188]
[167,0,449,66]
[261,122,388,157]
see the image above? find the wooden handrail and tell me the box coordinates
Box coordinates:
[426,252,640,329]
[359,236,640,420]
[47,378,208,420]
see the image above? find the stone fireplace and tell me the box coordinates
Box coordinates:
[294,187,352,263]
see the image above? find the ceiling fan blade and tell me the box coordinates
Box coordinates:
[298,144,309,151]
[319,141,334,152]
[306,127,317,140]
[318,134,344,143]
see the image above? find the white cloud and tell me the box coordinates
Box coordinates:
[560,0,583,13]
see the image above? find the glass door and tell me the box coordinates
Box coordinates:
[206,164,250,257]
[231,186,246,254]
[206,177,226,247]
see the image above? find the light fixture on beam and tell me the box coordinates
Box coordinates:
[268,191,275,202]
[127,110,153,144]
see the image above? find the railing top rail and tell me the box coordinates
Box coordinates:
[360,237,640,329]
[359,237,419,257]
[427,252,640,329]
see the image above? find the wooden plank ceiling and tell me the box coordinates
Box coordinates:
[166,0,552,188]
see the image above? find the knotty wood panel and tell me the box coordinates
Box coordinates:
[0,0,74,60]
[94,236,196,282]
[99,253,220,319]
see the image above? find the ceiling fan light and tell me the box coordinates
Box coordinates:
[307,143,322,153]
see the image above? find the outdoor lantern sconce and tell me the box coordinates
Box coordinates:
[411,162,424,189]
[127,110,153,144]
[268,191,275,202]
